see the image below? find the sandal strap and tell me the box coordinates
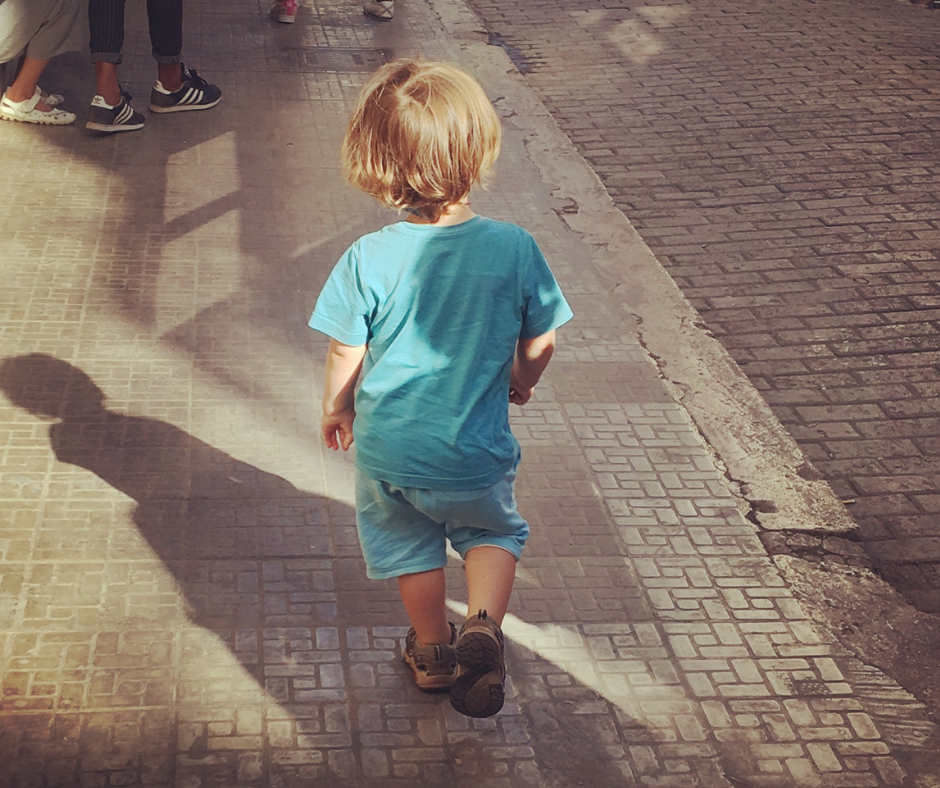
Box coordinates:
[2,87,42,114]
[37,87,64,107]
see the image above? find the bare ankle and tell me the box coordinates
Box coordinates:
[157,65,182,92]
[4,86,33,103]
[417,625,455,647]
[97,89,122,106]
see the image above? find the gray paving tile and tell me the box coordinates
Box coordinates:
[0,0,934,785]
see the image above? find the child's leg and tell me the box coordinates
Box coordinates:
[464,545,516,624]
[397,567,453,646]
[448,545,517,718]
[398,567,458,691]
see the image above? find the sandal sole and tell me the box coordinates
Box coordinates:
[1,111,75,126]
[450,630,505,717]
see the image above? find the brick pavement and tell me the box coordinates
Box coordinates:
[0,0,936,786]
[462,0,940,616]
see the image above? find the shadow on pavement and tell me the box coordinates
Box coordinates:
[0,354,339,573]
[0,354,654,788]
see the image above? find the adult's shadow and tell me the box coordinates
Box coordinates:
[0,357,674,788]
[0,354,360,663]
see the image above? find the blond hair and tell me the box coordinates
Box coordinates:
[341,59,502,223]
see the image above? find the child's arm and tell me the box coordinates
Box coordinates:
[509,329,556,406]
[321,339,367,451]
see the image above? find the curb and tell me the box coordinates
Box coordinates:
[428,0,858,541]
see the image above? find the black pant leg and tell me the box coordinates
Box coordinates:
[147,0,183,62]
[89,0,127,63]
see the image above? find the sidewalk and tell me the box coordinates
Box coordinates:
[0,0,934,786]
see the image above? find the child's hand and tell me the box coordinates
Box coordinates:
[322,410,356,451]
[509,385,533,406]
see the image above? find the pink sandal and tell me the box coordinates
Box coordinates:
[271,0,298,23]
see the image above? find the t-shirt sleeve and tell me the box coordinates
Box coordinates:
[308,243,372,346]
[520,237,574,339]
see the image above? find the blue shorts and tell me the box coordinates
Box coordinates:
[354,463,529,580]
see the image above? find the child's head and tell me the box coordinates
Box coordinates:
[341,59,502,223]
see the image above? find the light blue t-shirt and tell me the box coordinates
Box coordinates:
[309,216,573,490]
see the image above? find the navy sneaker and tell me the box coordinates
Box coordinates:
[149,64,221,114]
[86,90,146,133]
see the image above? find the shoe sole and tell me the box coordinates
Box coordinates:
[272,14,297,22]
[85,121,145,133]
[450,630,505,717]
[149,97,221,114]
[1,112,75,126]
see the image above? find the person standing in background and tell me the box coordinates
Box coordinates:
[0,0,81,125]
[270,0,299,24]
[86,0,222,134]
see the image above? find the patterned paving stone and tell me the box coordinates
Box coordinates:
[463,0,940,614]
[0,0,935,785]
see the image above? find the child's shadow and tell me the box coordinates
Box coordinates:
[0,354,352,643]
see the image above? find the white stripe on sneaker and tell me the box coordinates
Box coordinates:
[116,104,133,124]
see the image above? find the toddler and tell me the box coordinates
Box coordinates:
[309,59,572,717]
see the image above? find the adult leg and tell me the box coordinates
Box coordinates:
[92,62,120,105]
[88,0,126,104]
[1,0,79,100]
[145,0,221,112]
[0,0,79,122]
[0,0,51,63]
[4,56,52,106]
[85,0,146,131]
[21,0,82,60]
[0,56,19,97]
[1,53,75,123]
[13,0,82,105]
[146,0,183,90]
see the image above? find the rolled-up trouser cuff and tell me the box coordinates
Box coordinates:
[91,52,122,64]
[153,52,180,64]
